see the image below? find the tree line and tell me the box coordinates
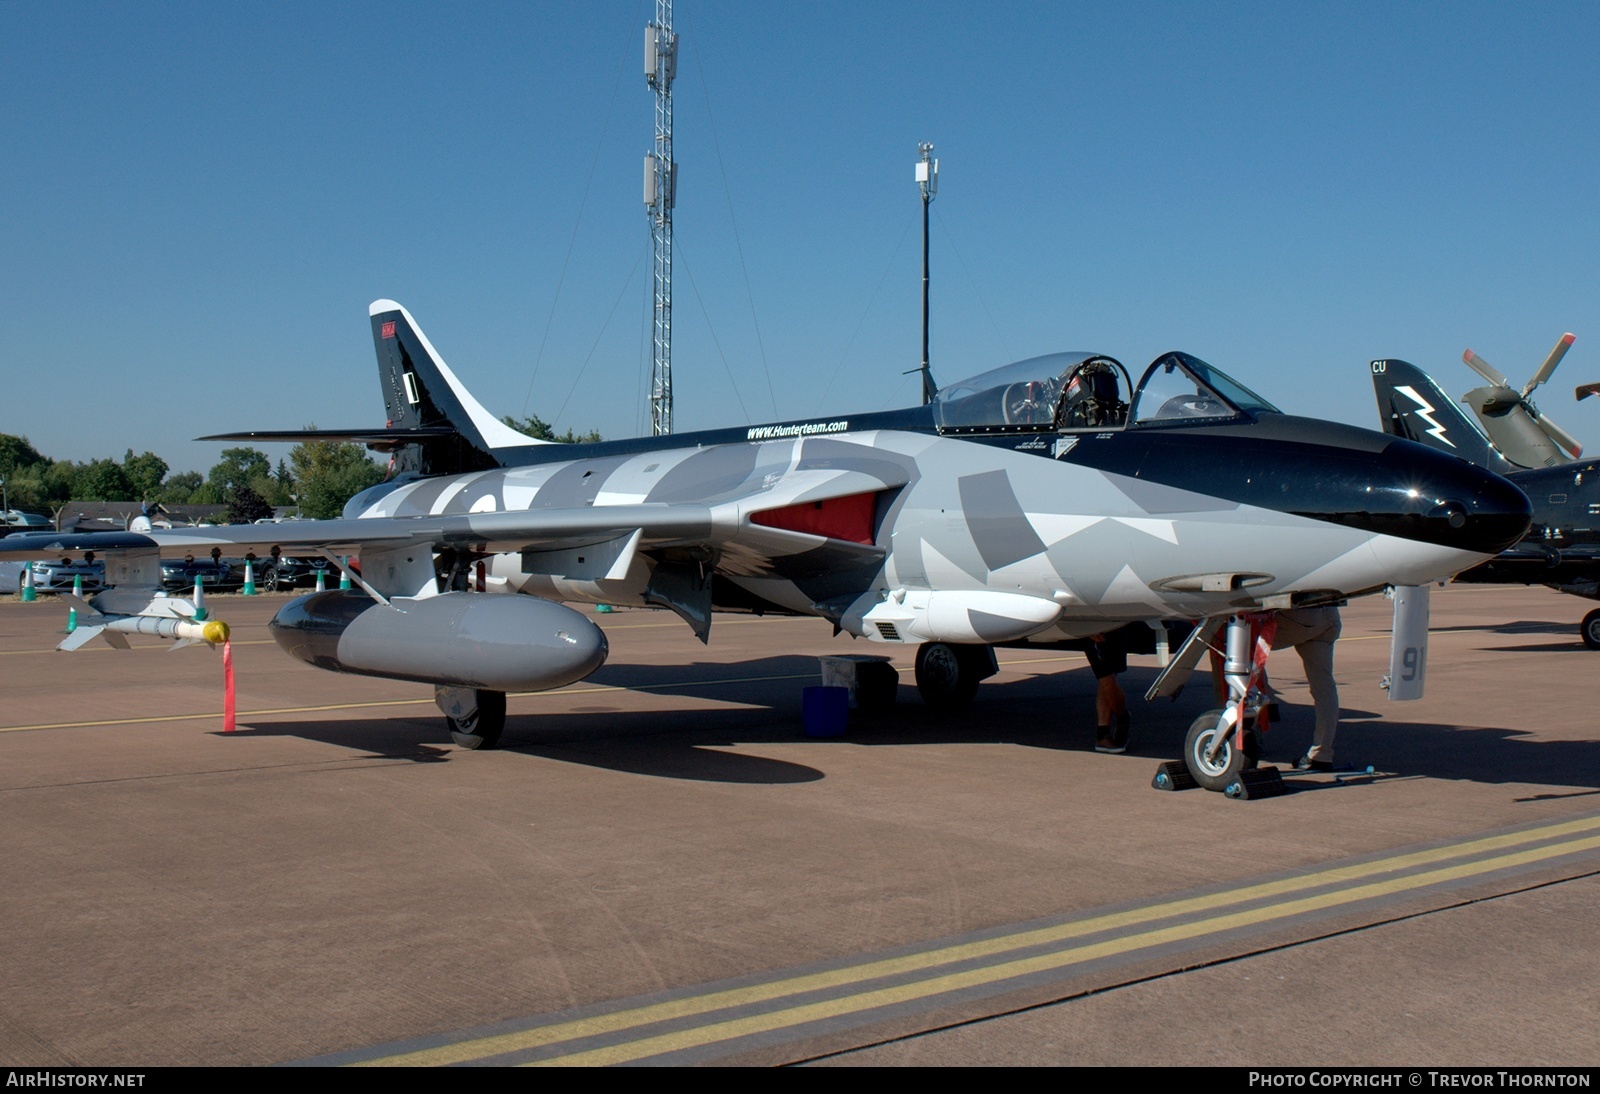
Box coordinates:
[0,432,385,522]
[2,415,600,525]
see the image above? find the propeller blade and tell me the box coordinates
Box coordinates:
[1463,349,1510,388]
[1575,383,1600,402]
[1535,412,1584,459]
[1522,332,1577,397]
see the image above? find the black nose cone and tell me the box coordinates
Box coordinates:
[1292,436,1530,554]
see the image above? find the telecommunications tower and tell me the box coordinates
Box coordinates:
[644,2,677,435]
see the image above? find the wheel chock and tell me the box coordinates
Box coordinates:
[1224,766,1286,800]
[1152,761,1198,791]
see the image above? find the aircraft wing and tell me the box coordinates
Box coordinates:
[0,499,887,621]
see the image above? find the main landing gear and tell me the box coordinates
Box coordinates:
[435,686,507,750]
[913,642,998,708]
[1581,609,1600,651]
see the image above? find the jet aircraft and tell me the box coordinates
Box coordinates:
[1372,356,1600,649]
[1,302,1531,790]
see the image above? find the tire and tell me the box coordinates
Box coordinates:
[1184,708,1259,792]
[260,566,280,592]
[447,689,506,750]
[915,642,982,708]
[1580,609,1600,650]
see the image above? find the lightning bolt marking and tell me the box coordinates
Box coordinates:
[1395,385,1456,448]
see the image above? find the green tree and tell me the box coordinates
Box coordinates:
[4,465,48,510]
[43,461,77,503]
[208,447,272,493]
[225,484,275,524]
[0,434,46,478]
[158,471,204,505]
[76,458,133,500]
[123,449,169,499]
[290,435,384,520]
[501,414,601,445]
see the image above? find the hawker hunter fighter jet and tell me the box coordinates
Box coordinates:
[2,302,1530,791]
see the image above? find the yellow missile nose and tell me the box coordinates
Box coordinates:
[202,620,230,644]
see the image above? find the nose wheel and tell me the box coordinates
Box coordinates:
[1181,613,1273,792]
[1184,708,1261,792]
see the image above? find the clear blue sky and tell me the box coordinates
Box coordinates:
[3,1,1598,475]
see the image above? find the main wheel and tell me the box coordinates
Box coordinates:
[1184,708,1259,792]
[915,642,982,708]
[1582,609,1600,650]
[446,689,506,750]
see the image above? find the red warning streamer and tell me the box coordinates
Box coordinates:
[222,640,236,733]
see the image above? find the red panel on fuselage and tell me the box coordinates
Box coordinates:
[750,492,878,545]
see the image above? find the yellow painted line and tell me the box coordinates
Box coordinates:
[352,814,1600,1066]
[0,671,826,734]
[536,831,1600,1067]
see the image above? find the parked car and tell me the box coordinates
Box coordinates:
[4,556,106,594]
[256,555,341,591]
[159,557,235,593]
[1,511,53,531]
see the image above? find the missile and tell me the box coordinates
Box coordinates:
[59,613,230,652]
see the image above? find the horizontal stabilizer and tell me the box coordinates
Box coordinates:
[199,427,461,452]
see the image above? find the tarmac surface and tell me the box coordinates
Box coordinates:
[0,583,1595,1067]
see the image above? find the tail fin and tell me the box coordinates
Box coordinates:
[369,300,551,475]
[1370,359,1515,474]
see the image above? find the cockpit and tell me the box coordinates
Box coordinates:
[932,351,1279,435]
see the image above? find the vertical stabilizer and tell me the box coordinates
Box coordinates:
[1370,359,1516,475]
[369,300,550,475]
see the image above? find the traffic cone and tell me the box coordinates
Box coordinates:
[72,573,83,599]
[242,559,257,596]
[66,603,77,633]
[338,559,351,590]
[20,563,36,602]
[193,575,207,621]
[315,568,326,592]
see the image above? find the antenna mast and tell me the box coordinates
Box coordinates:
[916,142,938,405]
[644,2,677,435]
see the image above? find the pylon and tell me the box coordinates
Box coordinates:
[66,604,77,633]
[20,563,36,602]
[315,569,326,592]
[242,558,257,596]
[193,575,207,621]
[338,559,351,590]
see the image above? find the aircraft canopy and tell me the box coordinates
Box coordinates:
[1128,352,1280,425]
[933,350,1279,434]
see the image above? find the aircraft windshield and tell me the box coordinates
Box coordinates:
[934,353,1131,432]
[1129,353,1280,425]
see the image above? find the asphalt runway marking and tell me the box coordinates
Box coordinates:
[310,813,1600,1067]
